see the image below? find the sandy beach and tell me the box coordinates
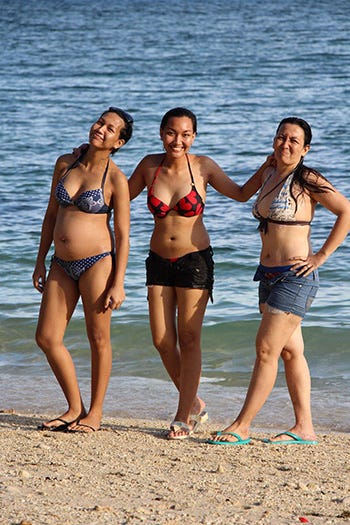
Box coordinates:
[1,411,349,525]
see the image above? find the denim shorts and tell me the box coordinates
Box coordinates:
[253,264,319,318]
[146,246,214,301]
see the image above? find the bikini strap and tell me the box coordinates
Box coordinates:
[60,151,87,181]
[100,159,110,189]
[149,158,164,192]
[259,172,293,202]
[258,217,311,234]
[186,154,195,186]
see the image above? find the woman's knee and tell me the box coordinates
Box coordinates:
[255,337,278,363]
[35,327,58,354]
[281,346,305,362]
[152,334,175,356]
[178,330,200,353]
[35,330,46,351]
[281,348,292,362]
[87,328,110,353]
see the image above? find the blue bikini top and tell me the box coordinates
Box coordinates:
[55,155,112,214]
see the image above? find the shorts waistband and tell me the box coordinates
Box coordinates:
[259,264,292,278]
[149,246,213,263]
[258,264,293,273]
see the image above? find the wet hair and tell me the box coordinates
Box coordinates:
[160,107,197,133]
[276,117,333,206]
[100,107,133,154]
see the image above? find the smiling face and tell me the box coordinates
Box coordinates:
[273,122,310,169]
[89,111,125,153]
[160,116,196,157]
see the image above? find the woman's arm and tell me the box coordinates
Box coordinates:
[206,155,273,202]
[293,177,350,276]
[32,156,67,292]
[105,167,130,310]
[311,182,350,265]
[128,156,149,200]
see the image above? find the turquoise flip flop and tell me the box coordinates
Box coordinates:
[263,431,318,445]
[207,431,251,446]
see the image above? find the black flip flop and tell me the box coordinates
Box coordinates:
[38,417,79,432]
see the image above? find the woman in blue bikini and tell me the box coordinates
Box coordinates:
[208,117,350,445]
[33,107,133,432]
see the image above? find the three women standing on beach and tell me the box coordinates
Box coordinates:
[33,107,133,432]
[34,108,350,442]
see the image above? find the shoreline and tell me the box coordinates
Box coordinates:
[1,411,349,525]
[2,375,349,434]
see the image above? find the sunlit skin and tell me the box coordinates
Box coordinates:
[33,111,130,433]
[210,121,350,444]
[274,123,310,171]
[128,113,270,438]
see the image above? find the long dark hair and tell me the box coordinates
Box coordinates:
[276,117,333,207]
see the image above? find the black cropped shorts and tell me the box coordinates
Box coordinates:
[146,246,214,301]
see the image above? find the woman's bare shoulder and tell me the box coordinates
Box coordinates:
[55,152,76,169]
[190,153,212,164]
[108,159,129,186]
[52,153,76,179]
[190,153,226,176]
[138,153,164,169]
[303,166,333,189]
[188,153,216,170]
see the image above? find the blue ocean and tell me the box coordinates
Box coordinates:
[1,0,349,432]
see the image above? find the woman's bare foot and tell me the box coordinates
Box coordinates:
[267,426,317,443]
[68,414,101,433]
[211,423,250,443]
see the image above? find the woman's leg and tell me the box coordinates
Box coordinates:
[169,287,209,437]
[35,263,85,428]
[215,306,302,443]
[148,285,180,384]
[147,286,207,430]
[73,255,113,431]
[278,325,316,440]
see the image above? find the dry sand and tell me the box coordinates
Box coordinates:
[1,411,349,525]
